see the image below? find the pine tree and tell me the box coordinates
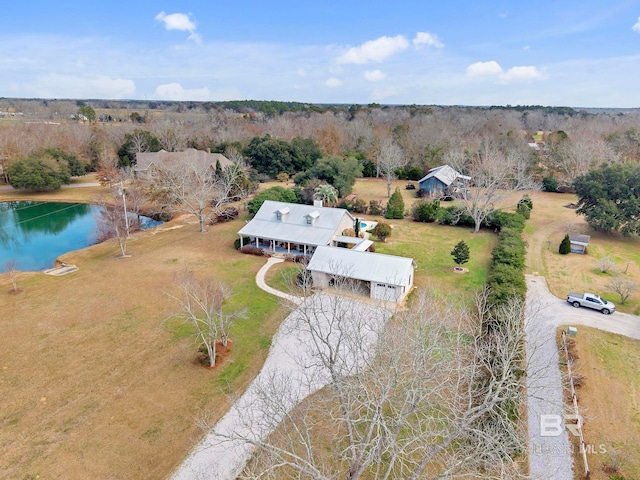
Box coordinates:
[451,240,470,265]
[385,187,405,219]
[559,234,571,254]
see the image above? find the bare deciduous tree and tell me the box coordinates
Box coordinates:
[458,138,537,233]
[152,119,187,152]
[96,183,145,257]
[554,137,619,187]
[205,285,529,480]
[148,154,249,232]
[607,275,638,304]
[376,138,406,197]
[596,256,617,274]
[169,272,245,367]
[5,259,20,293]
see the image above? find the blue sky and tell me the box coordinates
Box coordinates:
[2,1,640,107]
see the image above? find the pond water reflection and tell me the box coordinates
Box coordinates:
[0,201,160,272]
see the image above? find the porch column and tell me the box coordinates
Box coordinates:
[304,244,307,256]
[287,243,291,254]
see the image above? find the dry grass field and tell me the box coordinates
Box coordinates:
[0,185,285,479]
[557,326,640,480]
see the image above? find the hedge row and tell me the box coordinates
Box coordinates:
[486,211,527,307]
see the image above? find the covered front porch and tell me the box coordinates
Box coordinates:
[239,236,316,256]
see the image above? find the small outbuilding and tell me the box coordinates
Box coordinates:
[569,233,590,254]
[417,165,470,196]
[306,246,416,303]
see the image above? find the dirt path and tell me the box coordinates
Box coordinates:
[525,218,567,276]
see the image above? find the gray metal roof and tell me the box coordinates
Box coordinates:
[307,246,415,286]
[569,233,591,246]
[238,201,355,247]
[418,165,469,186]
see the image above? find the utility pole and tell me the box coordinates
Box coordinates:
[119,181,130,237]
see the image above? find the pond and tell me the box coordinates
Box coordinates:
[0,201,161,273]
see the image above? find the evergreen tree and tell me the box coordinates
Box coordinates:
[451,240,470,265]
[385,187,405,219]
[559,234,571,254]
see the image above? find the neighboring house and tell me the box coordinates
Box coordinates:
[134,148,231,177]
[237,200,356,256]
[569,233,590,254]
[306,246,416,303]
[417,165,470,196]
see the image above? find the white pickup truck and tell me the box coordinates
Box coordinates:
[567,292,616,314]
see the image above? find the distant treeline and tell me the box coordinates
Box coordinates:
[0,97,594,117]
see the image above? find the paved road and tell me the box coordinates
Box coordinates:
[525,274,640,480]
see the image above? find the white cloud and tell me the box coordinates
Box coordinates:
[467,61,546,84]
[633,16,640,32]
[153,82,211,101]
[466,61,504,77]
[337,35,409,64]
[155,11,202,43]
[500,65,546,83]
[364,70,386,81]
[325,77,343,87]
[413,32,444,49]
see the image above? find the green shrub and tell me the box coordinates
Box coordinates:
[485,211,525,232]
[239,246,265,256]
[368,200,383,216]
[559,234,571,254]
[385,187,405,219]
[370,222,392,242]
[517,194,533,211]
[233,238,242,250]
[488,263,527,304]
[247,186,299,214]
[542,176,558,192]
[516,203,531,219]
[437,206,475,227]
[411,199,440,223]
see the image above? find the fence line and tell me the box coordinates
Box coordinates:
[561,330,590,479]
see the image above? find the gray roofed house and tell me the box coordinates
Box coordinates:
[238,201,356,256]
[418,165,470,196]
[134,148,231,176]
[306,246,416,302]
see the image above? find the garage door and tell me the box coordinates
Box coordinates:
[374,283,398,302]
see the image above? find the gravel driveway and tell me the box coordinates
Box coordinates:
[525,274,640,480]
[171,294,391,480]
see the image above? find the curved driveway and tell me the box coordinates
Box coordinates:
[525,274,640,480]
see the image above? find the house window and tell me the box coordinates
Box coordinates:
[306,217,312,224]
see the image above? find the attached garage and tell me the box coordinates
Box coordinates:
[306,246,416,303]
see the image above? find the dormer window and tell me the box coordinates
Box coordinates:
[305,211,320,225]
[275,207,290,221]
